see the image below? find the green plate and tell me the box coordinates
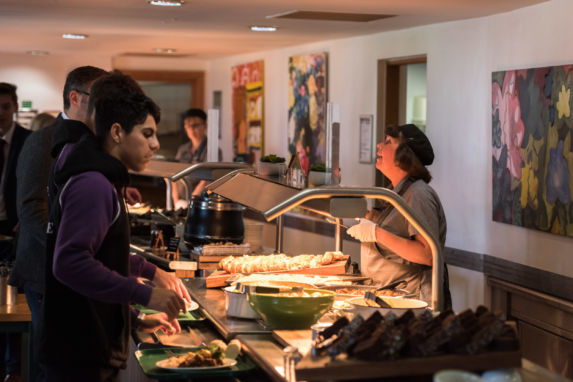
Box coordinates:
[132,304,205,323]
[135,347,256,380]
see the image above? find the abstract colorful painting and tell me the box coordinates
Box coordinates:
[288,52,328,174]
[492,65,573,236]
[231,60,264,163]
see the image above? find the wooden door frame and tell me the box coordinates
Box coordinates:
[375,55,427,186]
[118,69,205,110]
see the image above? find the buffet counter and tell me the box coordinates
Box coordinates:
[171,278,571,382]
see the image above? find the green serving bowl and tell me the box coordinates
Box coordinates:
[246,288,335,330]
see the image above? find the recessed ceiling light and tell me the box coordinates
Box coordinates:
[149,0,184,6]
[250,25,278,32]
[62,33,88,40]
[154,48,177,54]
[27,50,49,56]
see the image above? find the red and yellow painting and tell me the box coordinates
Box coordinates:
[232,60,264,163]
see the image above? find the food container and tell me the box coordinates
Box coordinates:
[247,288,335,329]
[224,280,316,319]
[348,296,428,319]
[318,285,413,301]
[184,194,245,247]
[223,286,261,319]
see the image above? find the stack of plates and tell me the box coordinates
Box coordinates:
[200,243,251,256]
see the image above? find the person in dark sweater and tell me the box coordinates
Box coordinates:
[39,72,185,382]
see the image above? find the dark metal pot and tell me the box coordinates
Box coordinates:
[184,194,245,247]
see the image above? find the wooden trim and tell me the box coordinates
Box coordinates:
[444,247,483,272]
[387,55,427,66]
[118,69,205,110]
[485,257,573,302]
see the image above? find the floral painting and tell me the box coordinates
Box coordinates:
[492,65,573,236]
[232,60,264,163]
[288,52,328,174]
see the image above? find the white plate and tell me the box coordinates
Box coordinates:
[434,370,484,382]
[156,357,237,372]
[185,300,199,312]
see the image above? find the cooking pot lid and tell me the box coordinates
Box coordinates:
[189,193,244,211]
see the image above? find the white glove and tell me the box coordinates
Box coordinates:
[346,218,377,242]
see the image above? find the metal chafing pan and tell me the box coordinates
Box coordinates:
[317,285,415,301]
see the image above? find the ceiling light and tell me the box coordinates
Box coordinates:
[149,0,184,6]
[154,48,177,54]
[250,25,278,32]
[27,50,49,56]
[62,33,88,39]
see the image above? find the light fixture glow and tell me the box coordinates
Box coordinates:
[154,48,177,54]
[62,33,88,39]
[149,0,184,6]
[27,50,49,56]
[250,25,278,32]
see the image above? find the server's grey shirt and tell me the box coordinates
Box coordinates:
[360,177,447,304]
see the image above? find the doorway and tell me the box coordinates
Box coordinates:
[117,69,205,207]
[375,55,427,187]
[119,69,205,160]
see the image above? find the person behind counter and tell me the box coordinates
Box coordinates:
[346,124,452,309]
[172,108,221,209]
[39,72,185,382]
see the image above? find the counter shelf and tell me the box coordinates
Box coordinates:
[206,171,444,312]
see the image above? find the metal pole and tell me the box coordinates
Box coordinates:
[165,177,173,211]
[275,215,284,253]
[334,218,343,252]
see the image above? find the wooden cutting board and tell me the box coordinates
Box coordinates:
[205,256,350,288]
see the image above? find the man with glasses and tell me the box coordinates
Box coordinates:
[172,108,221,207]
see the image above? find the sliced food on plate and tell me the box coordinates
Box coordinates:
[156,339,242,371]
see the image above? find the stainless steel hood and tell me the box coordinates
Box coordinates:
[133,160,251,210]
[138,160,251,182]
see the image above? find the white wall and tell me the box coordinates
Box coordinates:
[205,0,573,310]
[0,53,207,114]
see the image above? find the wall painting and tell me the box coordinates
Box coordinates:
[492,64,573,236]
[288,52,328,174]
[232,60,264,163]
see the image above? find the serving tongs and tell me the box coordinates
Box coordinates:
[364,291,393,308]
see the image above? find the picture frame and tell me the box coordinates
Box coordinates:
[359,114,374,163]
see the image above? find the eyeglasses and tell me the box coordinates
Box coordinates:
[187,123,205,129]
[73,89,90,97]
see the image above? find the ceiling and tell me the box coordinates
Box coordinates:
[0,0,546,60]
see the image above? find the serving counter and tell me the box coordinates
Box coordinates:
[178,279,570,382]
[126,277,571,382]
